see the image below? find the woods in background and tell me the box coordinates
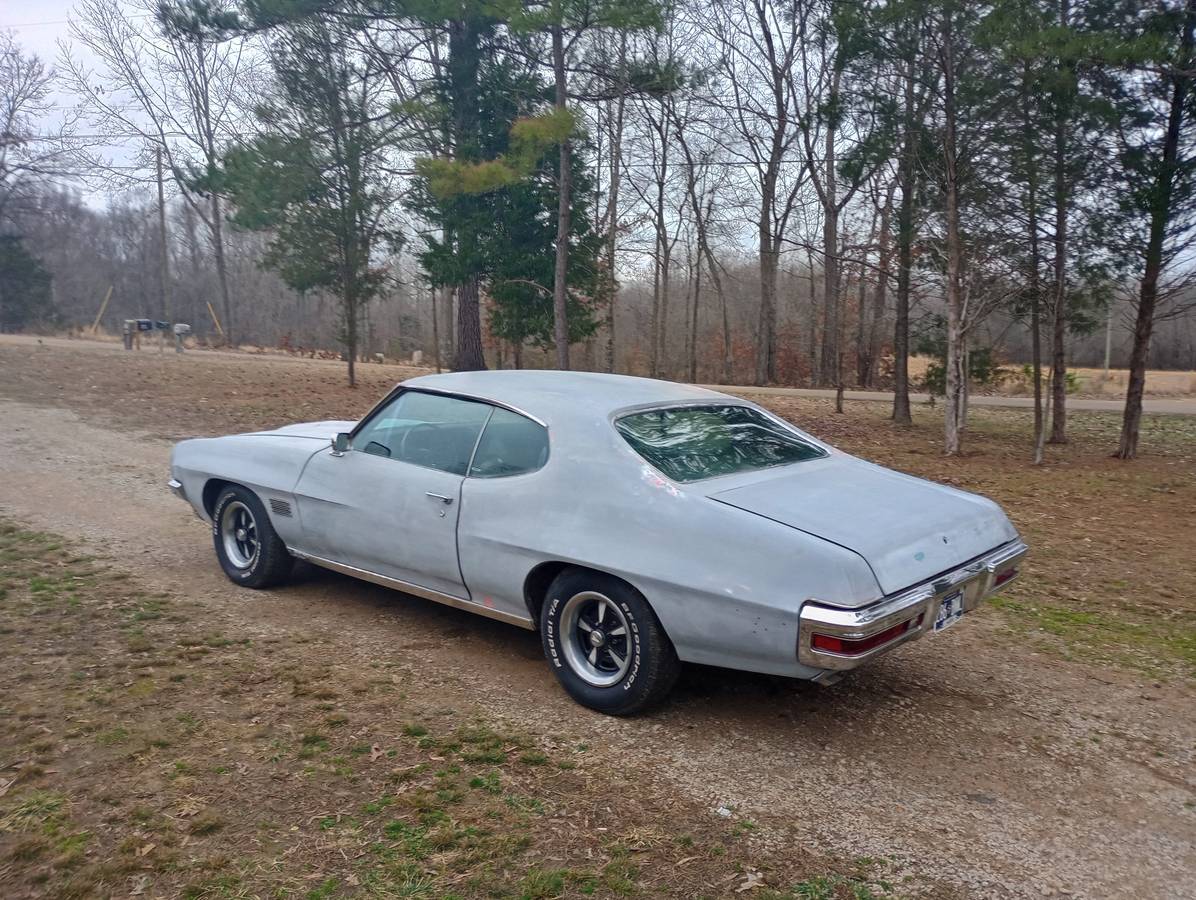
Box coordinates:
[1,0,1195,459]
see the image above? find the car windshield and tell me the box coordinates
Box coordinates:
[615,405,827,483]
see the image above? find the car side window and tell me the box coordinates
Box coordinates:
[468,408,549,478]
[353,391,491,476]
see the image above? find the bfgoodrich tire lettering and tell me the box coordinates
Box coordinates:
[541,568,680,715]
[211,485,293,589]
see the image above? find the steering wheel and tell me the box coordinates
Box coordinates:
[398,422,438,463]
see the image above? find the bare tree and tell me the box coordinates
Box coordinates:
[710,0,807,385]
[1115,0,1196,459]
[63,0,250,342]
[0,33,77,229]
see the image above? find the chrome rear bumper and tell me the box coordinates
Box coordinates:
[798,538,1028,671]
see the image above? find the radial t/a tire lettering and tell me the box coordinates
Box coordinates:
[211,485,293,589]
[541,568,680,715]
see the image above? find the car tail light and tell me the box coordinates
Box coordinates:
[810,615,920,656]
[993,568,1018,588]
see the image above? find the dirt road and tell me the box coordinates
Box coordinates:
[1,388,1193,897]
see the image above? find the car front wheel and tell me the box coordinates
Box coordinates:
[541,569,680,715]
[211,485,293,589]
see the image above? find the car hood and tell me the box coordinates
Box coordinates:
[249,420,356,441]
[708,454,1019,596]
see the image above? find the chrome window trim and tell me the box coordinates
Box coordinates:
[466,406,551,479]
[798,538,1028,670]
[464,406,496,476]
[348,386,550,478]
[355,384,549,433]
[609,401,829,485]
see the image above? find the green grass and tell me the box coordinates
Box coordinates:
[988,595,1196,676]
[762,873,896,900]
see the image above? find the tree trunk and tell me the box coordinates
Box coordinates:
[853,203,879,386]
[448,17,486,371]
[430,283,442,373]
[1021,62,1046,464]
[209,193,234,346]
[444,285,456,364]
[757,234,778,385]
[649,125,670,379]
[673,124,728,385]
[854,265,869,386]
[155,146,172,324]
[853,249,869,389]
[820,204,840,385]
[551,23,571,370]
[659,245,671,379]
[892,52,917,424]
[182,202,203,333]
[604,46,626,375]
[819,108,840,386]
[1049,0,1072,445]
[863,185,894,388]
[941,8,965,456]
[688,242,701,384]
[650,220,662,378]
[1117,0,1195,459]
[345,295,357,387]
[454,276,484,372]
[805,246,818,381]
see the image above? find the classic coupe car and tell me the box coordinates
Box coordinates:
[169,370,1027,714]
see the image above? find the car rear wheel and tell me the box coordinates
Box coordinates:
[541,568,680,715]
[211,485,293,588]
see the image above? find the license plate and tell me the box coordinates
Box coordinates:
[933,590,965,632]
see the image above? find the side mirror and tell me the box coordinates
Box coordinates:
[331,432,350,455]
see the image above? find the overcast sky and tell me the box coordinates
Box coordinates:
[5,0,99,138]
[5,1,147,198]
[4,0,79,66]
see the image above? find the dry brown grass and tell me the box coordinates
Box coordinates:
[0,522,898,899]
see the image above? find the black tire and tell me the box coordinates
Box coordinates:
[211,485,293,589]
[541,568,680,716]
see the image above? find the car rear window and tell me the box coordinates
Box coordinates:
[615,405,826,483]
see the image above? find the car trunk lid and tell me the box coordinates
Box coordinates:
[708,455,1018,597]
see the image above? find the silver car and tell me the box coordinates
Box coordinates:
[169,371,1027,715]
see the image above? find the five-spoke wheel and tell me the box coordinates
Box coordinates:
[211,485,293,588]
[542,568,680,715]
[559,591,632,687]
[219,499,260,569]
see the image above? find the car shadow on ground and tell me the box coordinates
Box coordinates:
[280,561,957,735]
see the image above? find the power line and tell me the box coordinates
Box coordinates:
[1,14,153,28]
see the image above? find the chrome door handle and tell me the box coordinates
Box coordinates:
[426,492,454,505]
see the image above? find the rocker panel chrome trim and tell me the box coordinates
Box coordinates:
[292,551,536,630]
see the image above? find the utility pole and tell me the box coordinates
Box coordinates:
[156,145,172,354]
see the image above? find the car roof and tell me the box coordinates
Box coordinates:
[400,370,735,425]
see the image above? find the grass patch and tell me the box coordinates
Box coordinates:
[988,595,1196,676]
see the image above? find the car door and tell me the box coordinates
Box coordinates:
[292,390,493,600]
